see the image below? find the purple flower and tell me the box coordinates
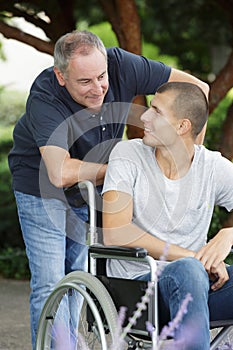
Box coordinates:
[217,343,233,350]
[160,293,193,341]
[110,306,128,350]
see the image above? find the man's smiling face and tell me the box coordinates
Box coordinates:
[54,47,109,111]
[140,91,180,148]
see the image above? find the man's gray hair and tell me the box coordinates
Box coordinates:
[54,30,107,73]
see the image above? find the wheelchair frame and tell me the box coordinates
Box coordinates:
[36,180,233,350]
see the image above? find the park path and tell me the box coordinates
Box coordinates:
[0,277,233,350]
[0,277,31,350]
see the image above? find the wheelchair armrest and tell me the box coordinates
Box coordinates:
[89,244,148,258]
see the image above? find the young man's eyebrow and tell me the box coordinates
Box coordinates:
[150,100,161,113]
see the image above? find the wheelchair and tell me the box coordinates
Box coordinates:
[36,181,233,350]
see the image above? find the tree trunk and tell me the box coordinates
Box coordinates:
[209,49,233,114]
[99,0,146,139]
[220,102,233,160]
[99,0,141,52]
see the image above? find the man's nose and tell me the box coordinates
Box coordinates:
[92,80,103,94]
[140,108,150,122]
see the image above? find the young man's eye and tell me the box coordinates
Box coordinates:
[154,107,161,116]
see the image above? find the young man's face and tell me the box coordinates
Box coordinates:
[54,47,109,111]
[141,91,180,148]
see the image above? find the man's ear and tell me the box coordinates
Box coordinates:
[53,67,66,86]
[177,118,192,136]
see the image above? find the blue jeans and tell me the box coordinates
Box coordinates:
[14,191,89,350]
[139,257,233,350]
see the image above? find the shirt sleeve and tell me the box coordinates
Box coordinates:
[27,95,69,150]
[214,154,233,212]
[102,141,138,196]
[107,47,171,96]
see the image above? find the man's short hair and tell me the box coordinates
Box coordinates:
[157,82,209,138]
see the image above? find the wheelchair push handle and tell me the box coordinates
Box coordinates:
[78,180,97,245]
[77,181,150,258]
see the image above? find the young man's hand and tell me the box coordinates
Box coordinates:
[207,261,229,291]
[195,227,233,289]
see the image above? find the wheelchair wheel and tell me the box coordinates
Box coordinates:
[36,271,119,350]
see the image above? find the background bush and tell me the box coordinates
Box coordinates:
[0,89,26,126]
[0,247,30,279]
[206,91,233,241]
[0,89,28,278]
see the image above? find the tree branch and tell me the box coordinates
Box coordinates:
[0,4,50,33]
[220,102,233,159]
[0,20,54,55]
[209,48,233,113]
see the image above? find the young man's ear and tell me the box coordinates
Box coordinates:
[53,67,66,86]
[177,119,192,136]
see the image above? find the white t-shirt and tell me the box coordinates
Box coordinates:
[102,139,233,279]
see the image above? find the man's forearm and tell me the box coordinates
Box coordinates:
[62,158,107,187]
[103,190,195,261]
[195,227,233,268]
[168,68,209,100]
[40,145,108,188]
[103,222,195,261]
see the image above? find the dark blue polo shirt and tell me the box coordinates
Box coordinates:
[8,47,171,200]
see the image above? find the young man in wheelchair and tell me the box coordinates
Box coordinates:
[102,82,233,349]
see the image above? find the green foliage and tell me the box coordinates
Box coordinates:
[142,41,178,67]
[74,0,106,27]
[226,252,233,265]
[137,0,232,78]
[90,22,178,68]
[89,22,118,47]
[0,41,6,61]
[0,247,30,279]
[0,94,29,277]
[0,89,27,126]
[208,206,229,241]
[0,124,24,250]
[205,91,233,240]
[205,90,233,151]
